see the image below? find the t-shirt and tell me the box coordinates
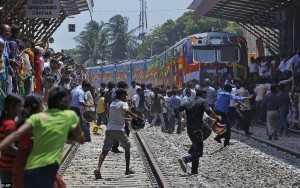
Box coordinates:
[25,109,79,170]
[133,94,140,108]
[107,99,129,131]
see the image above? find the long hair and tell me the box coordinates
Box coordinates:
[16,94,43,128]
[0,93,23,125]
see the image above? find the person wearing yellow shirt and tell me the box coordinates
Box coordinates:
[93,90,108,134]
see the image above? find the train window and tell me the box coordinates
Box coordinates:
[217,47,239,62]
[193,48,215,62]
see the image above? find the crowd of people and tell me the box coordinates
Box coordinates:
[0,23,88,187]
[0,21,300,185]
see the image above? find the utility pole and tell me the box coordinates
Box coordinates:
[139,0,147,34]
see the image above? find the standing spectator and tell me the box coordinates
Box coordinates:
[94,90,107,134]
[9,24,21,93]
[169,90,182,134]
[0,24,11,111]
[224,74,234,85]
[104,82,115,112]
[150,87,165,132]
[70,80,93,142]
[263,85,280,140]
[254,78,269,122]
[161,89,170,132]
[0,94,23,184]
[237,82,253,136]
[33,47,43,95]
[278,84,290,136]
[248,57,259,80]
[128,81,139,106]
[203,78,217,109]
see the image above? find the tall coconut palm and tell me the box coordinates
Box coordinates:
[74,20,109,66]
[106,15,140,62]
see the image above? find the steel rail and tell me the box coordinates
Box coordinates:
[232,129,300,158]
[135,131,171,188]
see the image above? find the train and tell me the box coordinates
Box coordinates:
[85,31,248,89]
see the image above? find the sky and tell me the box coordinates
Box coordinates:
[49,0,193,52]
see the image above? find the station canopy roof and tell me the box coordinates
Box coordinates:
[187,0,299,53]
[188,0,298,29]
[0,0,93,43]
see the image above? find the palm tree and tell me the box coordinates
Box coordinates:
[106,15,140,62]
[74,20,109,66]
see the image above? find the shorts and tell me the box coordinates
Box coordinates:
[102,130,131,152]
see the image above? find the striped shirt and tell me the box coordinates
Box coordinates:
[0,119,16,170]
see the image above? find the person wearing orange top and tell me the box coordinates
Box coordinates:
[0,93,23,184]
[33,47,43,95]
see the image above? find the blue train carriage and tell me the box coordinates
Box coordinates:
[102,64,116,84]
[116,61,132,84]
[132,60,147,85]
[86,66,102,89]
[183,32,248,86]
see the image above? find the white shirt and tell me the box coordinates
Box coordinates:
[255,84,269,101]
[22,53,32,76]
[278,60,287,72]
[128,86,140,100]
[229,87,237,107]
[237,87,250,111]
[204,86,217,105]
[248,62,259,73]
[259,61,269,76]
[133,94,140,108]
[84,91,95,112]
[107,99,129,131]
[162,96,169,113]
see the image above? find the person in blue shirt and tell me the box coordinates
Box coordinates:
[214,84,250,147]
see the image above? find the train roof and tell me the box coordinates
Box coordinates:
[187,32,239,39]
[172,32,240,46]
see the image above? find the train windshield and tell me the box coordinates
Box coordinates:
[217,47,239,62]
[193,47,215,62]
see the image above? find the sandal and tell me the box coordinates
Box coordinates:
[125,168,135,175]
[94,170,102,179]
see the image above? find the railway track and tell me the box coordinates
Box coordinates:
[60,124,300,187]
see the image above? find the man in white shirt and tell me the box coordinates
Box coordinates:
[237,82,253,136]
[248,57,259,79]
[254,78,269,122]
[128,81,140,106]
[94,88,138,179]
[203,79,217,109]
[132,88,141,109]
